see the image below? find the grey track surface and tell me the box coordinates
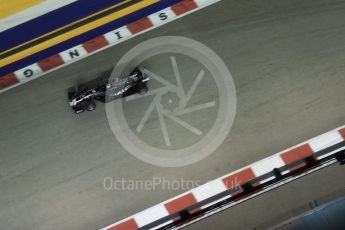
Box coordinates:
[1,0,345,229]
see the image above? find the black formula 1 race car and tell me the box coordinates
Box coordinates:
[68,67,150,114]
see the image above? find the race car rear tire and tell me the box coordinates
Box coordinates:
[68,91,75,100]
[73,105,85,114]
[86,101,96,111]
[74,108,85,114]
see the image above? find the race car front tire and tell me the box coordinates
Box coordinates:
[138,84,148,95]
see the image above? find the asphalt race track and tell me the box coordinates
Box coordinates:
[1,0,345,229]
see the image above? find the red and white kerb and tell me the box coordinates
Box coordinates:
[0,0,220,92]
[101,126,345,230]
